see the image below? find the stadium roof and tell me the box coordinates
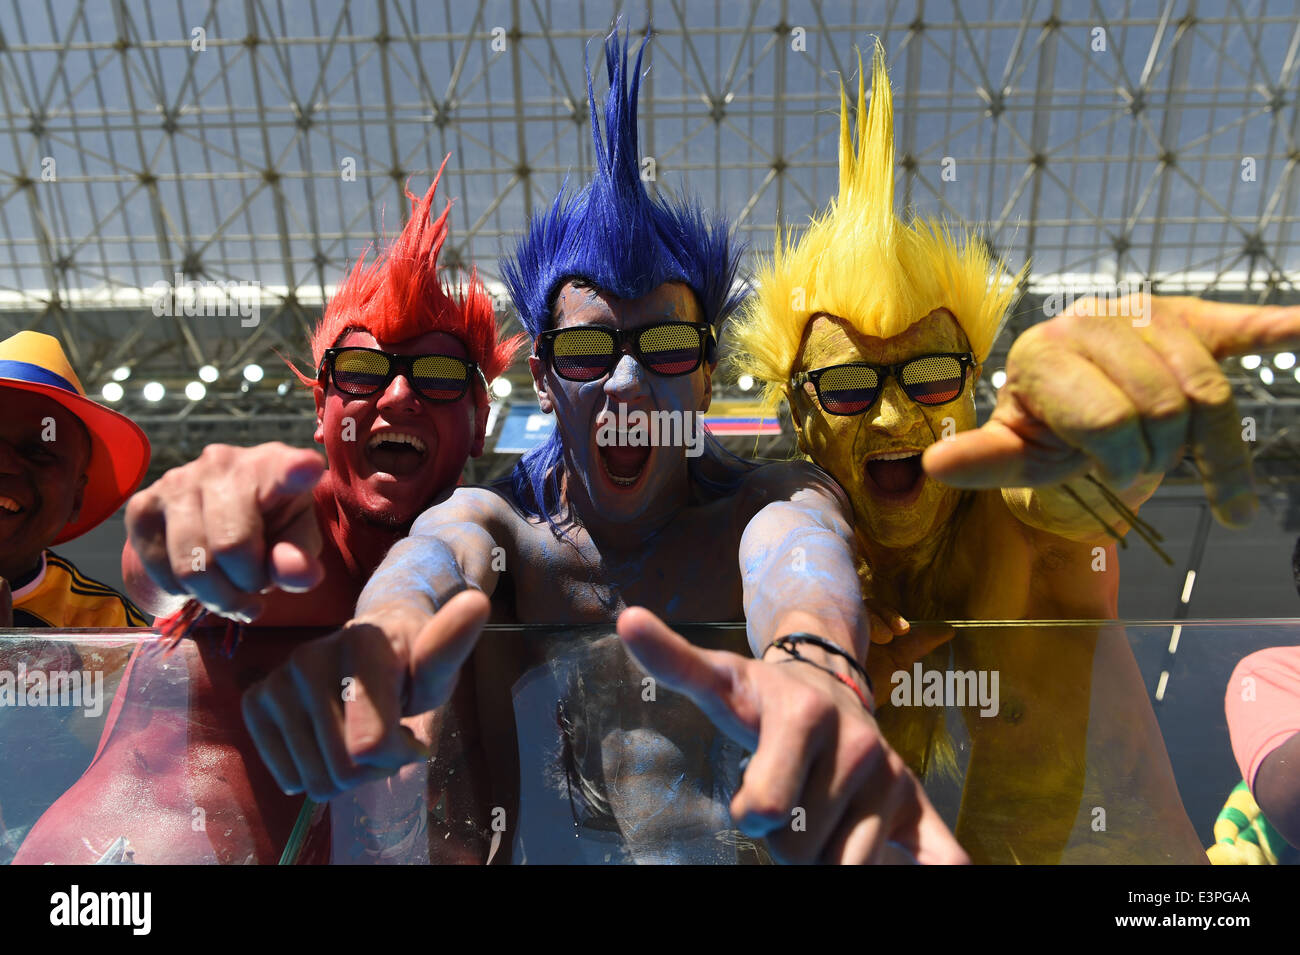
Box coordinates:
[0,0,1297,476]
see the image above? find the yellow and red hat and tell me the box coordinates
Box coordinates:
[0,331,151,544]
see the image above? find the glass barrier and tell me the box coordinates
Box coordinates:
[1,620,1296,865]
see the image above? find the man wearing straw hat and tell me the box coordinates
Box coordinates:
[0,330,150,629]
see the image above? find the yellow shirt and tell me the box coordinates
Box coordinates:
[11,551,149,629]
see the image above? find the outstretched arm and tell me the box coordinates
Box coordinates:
[608,462,967,865]
[243,488,507,802]
[738,462,877,661]
[926,295,1300,539]
[353,487,505,626]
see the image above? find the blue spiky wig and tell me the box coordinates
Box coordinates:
[503,24,750,532]
[503,25,744,338]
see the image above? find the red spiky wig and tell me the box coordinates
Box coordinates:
[295,155,524,394]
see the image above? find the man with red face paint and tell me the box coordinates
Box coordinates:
[13,159,523,864]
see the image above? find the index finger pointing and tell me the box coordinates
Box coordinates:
[407,589,490,714]
[1175,298,1300,360]
[617,606,760,749]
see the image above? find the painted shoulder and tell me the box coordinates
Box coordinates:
[409,482,519,538]
[734,459,853,520]
[740,458,849,500]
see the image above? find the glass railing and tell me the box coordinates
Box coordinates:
[1,620,1296,864]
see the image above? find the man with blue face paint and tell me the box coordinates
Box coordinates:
[243,26,967,865]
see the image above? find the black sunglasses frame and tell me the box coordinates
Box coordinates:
[792,352,977,416]
[534,321,716,382]
[318,346,488,403]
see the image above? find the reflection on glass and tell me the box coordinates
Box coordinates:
[2,620,1296,864]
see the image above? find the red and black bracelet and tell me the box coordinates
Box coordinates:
[764,633,874,712]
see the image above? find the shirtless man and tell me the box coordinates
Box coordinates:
[242,29,967,865]
[729,47,1300,863]
[14,163,522,864]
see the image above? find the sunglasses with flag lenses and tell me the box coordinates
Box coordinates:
[794,353,976,416]
[320,347,486,403]
[535,321,714,382]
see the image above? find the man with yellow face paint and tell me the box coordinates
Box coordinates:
[730,46,1300,865]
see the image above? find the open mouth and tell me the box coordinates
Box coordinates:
[364,430,430,478]
[0,494,25,517]
[864,449,926,503]
[597,442,651,489]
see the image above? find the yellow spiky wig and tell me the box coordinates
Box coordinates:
[729,43,1026,409]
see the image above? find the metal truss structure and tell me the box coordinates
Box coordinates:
[0,0,1298,486]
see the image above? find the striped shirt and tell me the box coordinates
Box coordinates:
[11,550,149,629]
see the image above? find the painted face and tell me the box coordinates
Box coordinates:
[314,328,485,528]
[529,281,713,525]
[0,389,89,577]
[789,309,978,550]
